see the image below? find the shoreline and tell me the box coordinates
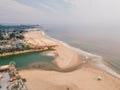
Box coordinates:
[1,30,120,90]
[0,49,48,57]
[43,30,120,78]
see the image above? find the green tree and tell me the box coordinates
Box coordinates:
[10,33,15,39]
[16,35,24,39]
[0,33,4,40]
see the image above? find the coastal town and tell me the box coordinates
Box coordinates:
[0,25,57,56]
[0,25,35,55]
[0,62,27,90]
[0,25,34,89]
[0,25,58,90]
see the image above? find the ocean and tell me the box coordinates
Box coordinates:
[44,25,120,74]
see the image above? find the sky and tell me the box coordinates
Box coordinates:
[0,0,120,26]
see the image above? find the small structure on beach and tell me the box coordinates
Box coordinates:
[97,76,102,81]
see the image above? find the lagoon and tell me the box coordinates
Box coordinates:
[0,51,53,68]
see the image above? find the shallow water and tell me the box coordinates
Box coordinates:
[0,51,53,68]
[45,26,120,73]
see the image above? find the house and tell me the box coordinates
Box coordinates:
[0,45,13,51]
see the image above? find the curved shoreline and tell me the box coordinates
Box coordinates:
[43,30,120,78]
[24,30,84,70]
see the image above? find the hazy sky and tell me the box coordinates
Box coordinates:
[0,0,120,26]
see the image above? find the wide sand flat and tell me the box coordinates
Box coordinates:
[20,66,120,90]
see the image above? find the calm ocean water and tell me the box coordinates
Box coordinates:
[45,26,120,73]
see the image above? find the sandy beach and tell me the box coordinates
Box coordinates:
[20,30,120,90]
[20,65,120,90]
[24,30,83,69]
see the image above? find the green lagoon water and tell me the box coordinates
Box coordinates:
[0,51,54,68]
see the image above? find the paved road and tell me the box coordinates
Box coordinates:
[0,72,9,90]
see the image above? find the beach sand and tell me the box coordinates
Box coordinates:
[20,30,120,90]
[20,66,120,90]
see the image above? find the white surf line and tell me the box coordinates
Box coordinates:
[41,30,120,78]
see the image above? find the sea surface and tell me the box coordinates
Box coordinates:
[44,25,120,74]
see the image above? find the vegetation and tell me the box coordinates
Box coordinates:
[16,35,24,39]
[0,24,39,55]
[0,24,40,40]
[0,24,40,31]
[0,33,4,40]
[10,33,15,39]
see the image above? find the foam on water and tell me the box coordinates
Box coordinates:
[41,30,120,78]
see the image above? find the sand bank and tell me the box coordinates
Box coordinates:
[24,30,84,69]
